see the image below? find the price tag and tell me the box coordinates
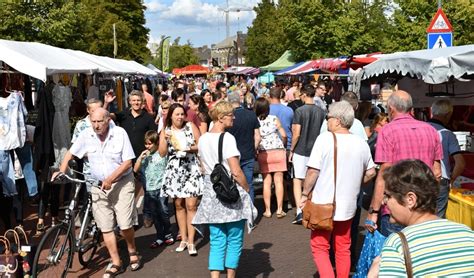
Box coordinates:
[21,245,31,252]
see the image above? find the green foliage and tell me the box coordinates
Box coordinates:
[245,0,474,66]
[0,0,150,62]
[245,0,287,67]
[148,37,199,71]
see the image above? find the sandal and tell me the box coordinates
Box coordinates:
[129,252,143,271]
[187,244,197,256]
[262,212,272,218]
[175,241,188,252]
[103,263,124,278]
[276,211,287,219]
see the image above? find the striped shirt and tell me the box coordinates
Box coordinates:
[379,219,474,277]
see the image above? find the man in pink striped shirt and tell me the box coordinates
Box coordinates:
[365,90,442,236]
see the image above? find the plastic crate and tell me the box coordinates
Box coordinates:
[446,189,474,229]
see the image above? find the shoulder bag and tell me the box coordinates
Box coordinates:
[397,232,413,278]
[210,133,240,204]
[302,132,337,231]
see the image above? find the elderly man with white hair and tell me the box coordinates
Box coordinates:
[300,101,376,277]
[428,99,465,218]
[53,108,141,277]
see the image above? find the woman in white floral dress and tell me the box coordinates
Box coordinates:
[159,103,203,256]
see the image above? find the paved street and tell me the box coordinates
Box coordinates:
[70,194,320,278]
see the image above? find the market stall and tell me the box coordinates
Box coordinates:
[260,50,296,72]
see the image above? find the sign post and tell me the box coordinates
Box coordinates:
[426,8,453,49]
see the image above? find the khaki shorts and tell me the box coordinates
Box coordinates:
[91,173,137,233]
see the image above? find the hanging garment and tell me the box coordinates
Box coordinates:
[116,78,123,111]
[33,82,56,181]
[0,92,27,150]
[87,85,99,100]
[0,150,17,196]
[52,84,72,169]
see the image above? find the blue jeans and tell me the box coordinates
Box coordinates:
[15,143,38,196]
[0,150,17,196]
[436,178,450,218]
[146,189,171,240]
[208,220,245,271]
[240,158,255,201]
[380,214,404,237]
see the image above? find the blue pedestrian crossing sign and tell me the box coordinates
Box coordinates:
[427,32,452,49]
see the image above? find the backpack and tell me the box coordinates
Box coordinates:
[210,133,240,204]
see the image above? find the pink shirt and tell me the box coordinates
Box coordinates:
[375,114,442,167]
[143,91,155,115]
[375,114,443,215]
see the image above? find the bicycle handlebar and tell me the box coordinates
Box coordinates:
[53,172,103,192]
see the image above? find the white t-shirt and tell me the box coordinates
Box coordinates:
[198,132,240,175]
[307,132,375,221]
[320,118,368,141]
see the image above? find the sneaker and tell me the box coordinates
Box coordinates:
[292,213,303,225]
[164,235,175,245]
[143,218,154,228]
[150,239,164,249]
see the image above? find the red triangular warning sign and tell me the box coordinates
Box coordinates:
[427,8,453,33]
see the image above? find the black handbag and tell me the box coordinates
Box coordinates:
[210,133,240,204]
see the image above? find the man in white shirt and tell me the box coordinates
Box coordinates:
[53,108,141,276]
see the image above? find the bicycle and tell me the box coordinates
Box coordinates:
[32,165,103,278]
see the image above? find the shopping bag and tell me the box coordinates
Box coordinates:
[0,235,19,277]
[353,230,387,278]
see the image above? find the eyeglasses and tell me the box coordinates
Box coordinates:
[383,192,392,204]
[326,115,335,121]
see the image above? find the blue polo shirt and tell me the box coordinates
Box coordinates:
[428,119,462,179]
[227,107,260,161]
[270,103,294,150]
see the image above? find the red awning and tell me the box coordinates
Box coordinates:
[172,64,210,75]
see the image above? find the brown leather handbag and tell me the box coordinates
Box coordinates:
[302,132,337,231]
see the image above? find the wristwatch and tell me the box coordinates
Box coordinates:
[368,207,379,214]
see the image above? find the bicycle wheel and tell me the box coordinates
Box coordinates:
[32,223,74,278]
[77,219,101,267]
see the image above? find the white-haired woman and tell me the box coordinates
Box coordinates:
[300,101,377,277]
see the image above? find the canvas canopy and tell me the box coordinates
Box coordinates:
[362,45,474,84]
[172,65,210,75]
[260,50,296,71]
[0,39,156,82]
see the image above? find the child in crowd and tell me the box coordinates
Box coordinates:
[134,130,174,248]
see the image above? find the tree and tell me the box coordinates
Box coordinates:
[0,1,150,62]
[245,0,287,67]
[148,37,199,71]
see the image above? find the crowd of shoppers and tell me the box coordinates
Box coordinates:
[2,74,473,278]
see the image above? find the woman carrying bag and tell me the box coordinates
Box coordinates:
[300,101,376,277]
[193,101,257,278]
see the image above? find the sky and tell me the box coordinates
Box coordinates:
[144,0,260,49]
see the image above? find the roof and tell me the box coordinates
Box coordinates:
[362,44,474,84]
[0,39,156,81]
[260,50,296,71]
[213,35,238,49]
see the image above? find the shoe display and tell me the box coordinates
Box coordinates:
[187,244,197,256]
[175,241,188,252]
[292,213,303,225]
